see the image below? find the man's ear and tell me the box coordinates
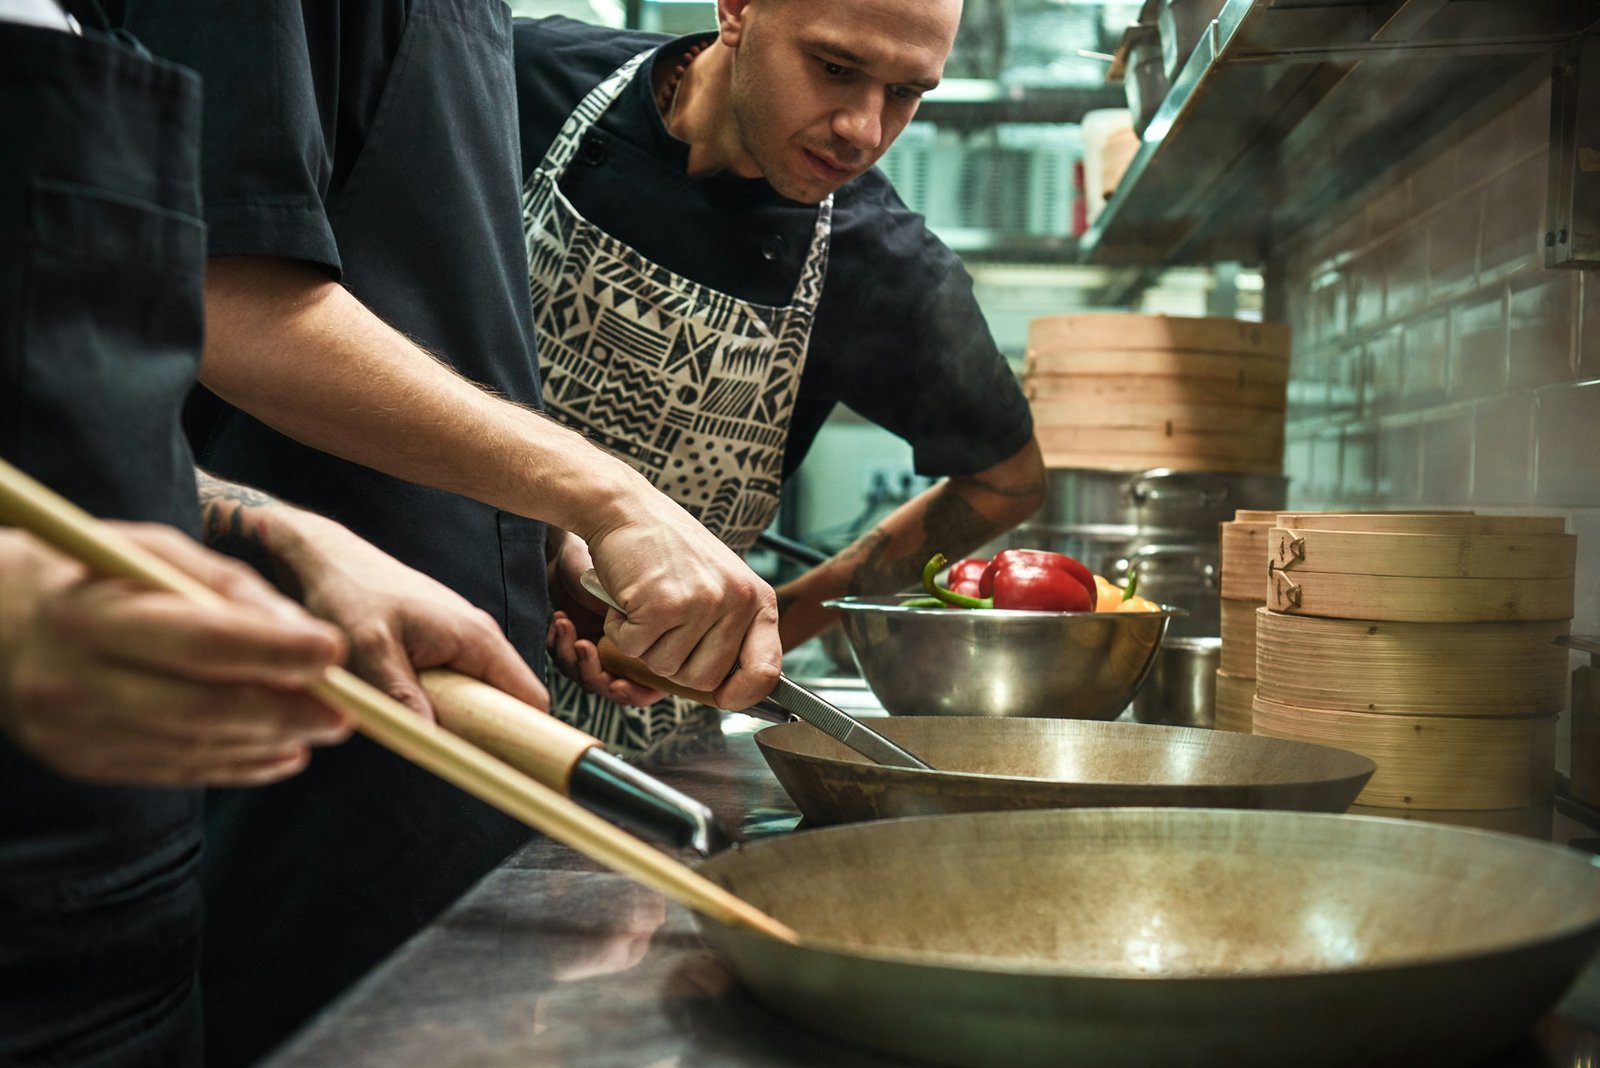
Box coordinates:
[716,0,754,47]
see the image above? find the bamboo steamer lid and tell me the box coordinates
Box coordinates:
[1346,802,1554,840]
[1219,598,1260,677]
[1275,513,1566,535]
[1251,695,1555,809]
[1254,609,1568,716]
[1269,526,1576,579]
[1214,670,1255,733]
[1027,314,1291,357]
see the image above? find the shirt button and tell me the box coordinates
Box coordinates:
[582,137,607,166]
[760,233,787,260]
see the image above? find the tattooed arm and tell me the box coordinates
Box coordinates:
[195,470,549,718]
[772,436,1046,648]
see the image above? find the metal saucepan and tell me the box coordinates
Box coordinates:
[755,717,1375,825]
[697,808,1600,1067]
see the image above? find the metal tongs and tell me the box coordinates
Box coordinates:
[579,570,931,771]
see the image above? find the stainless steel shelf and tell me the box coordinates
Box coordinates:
[1078,0,1594,266]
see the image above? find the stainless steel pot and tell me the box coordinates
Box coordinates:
[1037,467,1287,537]
[1128,635,1221,727]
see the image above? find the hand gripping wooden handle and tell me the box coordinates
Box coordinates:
[421,670,596,792]
[0,457,800,945]
[596,637,725,708]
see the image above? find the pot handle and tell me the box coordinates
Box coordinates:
[1128,469,1229,509]
[1116,544,1219,591]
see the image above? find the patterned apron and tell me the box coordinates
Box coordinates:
[522,47,832,758]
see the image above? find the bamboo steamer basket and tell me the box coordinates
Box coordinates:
[1266,523,1575,623]
[1032,425,1285,475]
[1251,696,1555,809]
[1214,670,1255,733]
[1026,314,1288,475]
[1346,802,1555,841]
[1219,598,1260,677]
[1026,313,1291,356]
[1254,610,1568,716]
[1219,513,1275,601]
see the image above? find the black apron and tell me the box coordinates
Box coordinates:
[0,15,207,1068]
[193,3,550,1063]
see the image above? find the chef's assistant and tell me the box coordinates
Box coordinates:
[514,0,1047,758]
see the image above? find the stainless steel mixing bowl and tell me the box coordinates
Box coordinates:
[823,595,1178,719]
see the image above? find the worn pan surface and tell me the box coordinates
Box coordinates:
[698,808,1600,1068]
[755,717,1375,824]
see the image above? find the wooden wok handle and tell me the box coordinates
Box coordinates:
[421,669,595,793]
[597,637,726,708]
[0,457,800,946]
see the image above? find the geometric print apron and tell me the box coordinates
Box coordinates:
[521,47,833,758]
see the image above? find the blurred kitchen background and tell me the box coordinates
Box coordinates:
[515,0,1600,769]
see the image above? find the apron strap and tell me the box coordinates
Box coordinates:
[537,46,655,180]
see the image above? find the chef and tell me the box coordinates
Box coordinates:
[1,5,567,1063]
[109,0,785,1063]
[0,3,334,1064]
[514,0,1046,757]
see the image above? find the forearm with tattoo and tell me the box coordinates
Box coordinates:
[195,470,299,594]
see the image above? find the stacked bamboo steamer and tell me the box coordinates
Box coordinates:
[1215,509,1277,732]
[1251,513,1574,834]
[1023,314,1289,475]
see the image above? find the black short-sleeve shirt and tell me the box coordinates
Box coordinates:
[513,16,1033,479]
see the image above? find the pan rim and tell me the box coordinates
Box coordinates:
[699,807,1600,981]
[753,718,1379,787]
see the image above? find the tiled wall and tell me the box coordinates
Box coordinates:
[1274,75,1600,772]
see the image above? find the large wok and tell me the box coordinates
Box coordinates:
[756,717,1375,825]
[698,808,1600,1067]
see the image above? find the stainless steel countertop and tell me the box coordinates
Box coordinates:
[265,720,1600,1068]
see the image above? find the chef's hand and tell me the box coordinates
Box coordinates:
[582,493,781,711]
[0,525,350,787]
[544,534,667,707]
[219,489,551,720]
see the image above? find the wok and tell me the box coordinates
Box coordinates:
[698,808,1600,1067]
[756,717,1375,825]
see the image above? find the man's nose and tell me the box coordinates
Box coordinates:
[831,90,883,154]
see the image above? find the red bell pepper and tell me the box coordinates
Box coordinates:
[921,551,1094,612]
[979,549,1097,608]
[946,556,989,598]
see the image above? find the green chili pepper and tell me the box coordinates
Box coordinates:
[1123,567,1139,602]
[921,552,992,609]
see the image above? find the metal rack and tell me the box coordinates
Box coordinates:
[1079,0,1595,266]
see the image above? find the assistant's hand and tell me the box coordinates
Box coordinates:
[582,486,781,711]
[263,508,550,721]
[544,534,666,707]
[0,525,351,787]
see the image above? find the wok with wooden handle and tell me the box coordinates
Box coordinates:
[0,457,794,943]
[421,670,731,855]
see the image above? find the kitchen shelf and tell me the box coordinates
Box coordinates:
[1079,0,1597,266]
[918,80,1126,129]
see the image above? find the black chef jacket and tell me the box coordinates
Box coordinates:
[1,15,207,1067]
[512,16,1035,481]
[111,1,549,1063]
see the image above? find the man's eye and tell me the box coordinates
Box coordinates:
[890,85,924,102]
[820,61,849,76]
